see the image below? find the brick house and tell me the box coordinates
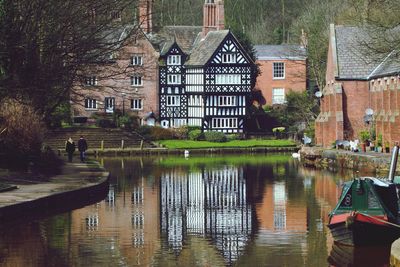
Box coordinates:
[315,24,400,148]
[72,0,256,133]
[254,44,307,106]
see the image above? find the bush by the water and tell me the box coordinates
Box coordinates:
[0,98,44,164]
[136,125,173,140]
[188,129,202,140]
[204,131,227,142]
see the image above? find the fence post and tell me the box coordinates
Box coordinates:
[140,139,144,150]
[121,140,124,150]
[101,140,104,151]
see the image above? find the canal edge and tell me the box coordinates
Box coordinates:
[0,161,110,223]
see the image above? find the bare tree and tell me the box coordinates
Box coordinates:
[0,0,141,124]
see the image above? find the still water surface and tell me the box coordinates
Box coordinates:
[0,154,391,266]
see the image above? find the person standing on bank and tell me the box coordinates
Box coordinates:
[78,135,88,162]
[65,137,76,163]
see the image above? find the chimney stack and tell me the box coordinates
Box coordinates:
[139,0,153,34]
[202,0,225,37]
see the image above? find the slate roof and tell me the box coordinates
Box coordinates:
[254,45,306,60]
[147,26,202,55]
[185,30,229,66]
[334,25,400,79]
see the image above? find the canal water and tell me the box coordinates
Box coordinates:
[0,154,391,266]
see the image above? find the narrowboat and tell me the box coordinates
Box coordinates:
[328,145,400,246]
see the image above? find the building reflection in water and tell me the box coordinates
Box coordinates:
[160,165,253,264]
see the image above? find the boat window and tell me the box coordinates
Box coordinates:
[339,192,352,207]
[368,189,381,209]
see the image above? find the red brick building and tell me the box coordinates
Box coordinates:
[254,44,307,105]
[316,24,400,148]
[72,0,255,133]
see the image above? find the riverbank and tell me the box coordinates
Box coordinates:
[57,146,299,157]
[0,160,109,223]
[299,146,393,174]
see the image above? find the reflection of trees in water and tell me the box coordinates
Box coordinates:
[160,166,253,265]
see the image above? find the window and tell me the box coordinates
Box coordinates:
[85,76,97,86]
[272,88,285,104]
[85,98,97,109]
[222,53,236,63]
[131,98,143,110]
[167,55,181,65]
[131,54,143,66]
[167,74,181,85]
[218,96,236,106]
[166,95,180,106]
[273,62,285,79]
[105,97,115,113]
[212,118,238,128]
[215,74,241,84]
[131,75,143,86]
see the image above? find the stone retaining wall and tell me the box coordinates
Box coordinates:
[299,146,392,175]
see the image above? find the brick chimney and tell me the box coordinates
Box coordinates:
[138,0,153,34]
[202,0,225,37]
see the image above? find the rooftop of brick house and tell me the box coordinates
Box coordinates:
[254,45,307,60]
[332,25,400,80]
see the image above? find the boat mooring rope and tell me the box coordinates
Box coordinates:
[358,212,400,229]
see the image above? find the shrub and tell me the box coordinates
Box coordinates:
[173,125,189,139]
[150,126,174,140]
[0,98,44,164]
[226,134,240,141]
[188,129,202,140]
[96,118,116,128]
[204,131,227,142]
[118,115,132,129]
[136,125,152,139]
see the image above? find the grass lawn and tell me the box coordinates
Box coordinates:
[158,139,297,149]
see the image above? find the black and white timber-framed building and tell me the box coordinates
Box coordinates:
[159,30,255,133]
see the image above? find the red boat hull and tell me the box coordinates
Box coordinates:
[328,213,400,246]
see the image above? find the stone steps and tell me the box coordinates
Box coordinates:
[45,128,156,150]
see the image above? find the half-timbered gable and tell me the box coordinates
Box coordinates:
[159,43,187,128]
[185,30,254,133]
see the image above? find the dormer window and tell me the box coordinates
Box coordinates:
[167,55,181,65]
[222,53,236,64]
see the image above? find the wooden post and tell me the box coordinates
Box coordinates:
[121,139,124,149]
[140,139,144,150]
[101,140,104,150]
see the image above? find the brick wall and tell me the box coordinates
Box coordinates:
[72,32,159,125]
[255,59,307,105]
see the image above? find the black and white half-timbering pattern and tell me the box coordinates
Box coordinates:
[159,43,187,129]
[159,31,255,133]
[202,34,253,133]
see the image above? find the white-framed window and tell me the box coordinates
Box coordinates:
[131,54,143,66]
[166,95,180,106]
[167,74,181,85]
[215,74,241,84]
[167,55,181,65]
[84,98,97,110]
[273,62,285,79]
[272,88,285,104]
[131,75,143,86]
[212,118,238,128]
[218,96,236,106]
[222,53,236,64]
[85,76,97,86]
[131,98,143,110]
